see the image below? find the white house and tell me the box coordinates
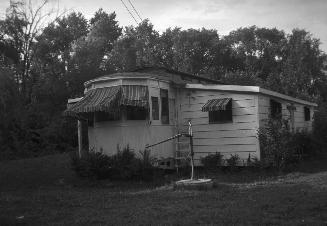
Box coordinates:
[65,67,317,166]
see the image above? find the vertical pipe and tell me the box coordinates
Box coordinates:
[190,134,194,180]
[78,120,83,158]
[188,120,194,180]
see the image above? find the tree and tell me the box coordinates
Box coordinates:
[158,28,220,75]
[224,26,286,78]
[0,0,63,99]
[70,9,122,94]
[105,19,159,72]
[278,29,326,99]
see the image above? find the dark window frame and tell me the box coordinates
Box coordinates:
[151,96,159,120]
[304,106,311,121]
[160,89,169,124]
[208,101,233,124]
[270,99,282,119]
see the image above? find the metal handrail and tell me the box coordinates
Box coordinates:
[146,120,195,180]
[145,133,190,149]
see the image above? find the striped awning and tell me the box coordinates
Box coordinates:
[201,98,232,112]
[120,85,148,107]
[64,85,148,116]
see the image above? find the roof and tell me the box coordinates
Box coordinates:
[185,84,317,107]
[133,66,223,84]
[84,66,223,87]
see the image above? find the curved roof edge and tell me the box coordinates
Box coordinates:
[84,66,223,87]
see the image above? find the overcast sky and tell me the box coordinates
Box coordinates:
[1,0,327,52]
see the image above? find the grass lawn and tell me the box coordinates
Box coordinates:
[0,153,327,225]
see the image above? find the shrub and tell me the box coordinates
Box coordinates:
[70,149,113,179]
[246,155,271,170]
[201,152,222,170]
[226,154,240,166]
[70,145,158,181]
[312,101,327,155]
[258,118,316,171]
[224,154,240,172]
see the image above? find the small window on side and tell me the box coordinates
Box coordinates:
[151,97,159,120]
[160,89,169,124]
[304,107,310,121]
[270,99,282,119]
[209,101,232,124]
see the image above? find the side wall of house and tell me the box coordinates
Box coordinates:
[258,94,314,131]
[88,78,176,160]
[88,121,175,159]
[178,89,260,165]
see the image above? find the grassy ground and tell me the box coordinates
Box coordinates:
[0,153,327,225]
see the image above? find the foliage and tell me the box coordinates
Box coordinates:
[258,118,318,170]
[200,152,223,170]
[70,146,158,180]
[312,101,327,154]
[70,149,111,179]
[225,154,240,169]
[246,156,267,169]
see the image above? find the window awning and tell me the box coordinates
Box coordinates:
[201,98,232,112]
[64,85,148,117]
[120,85,149,107]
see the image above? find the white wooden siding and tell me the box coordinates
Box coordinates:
[179,89,260,164]
[88,121,175,159]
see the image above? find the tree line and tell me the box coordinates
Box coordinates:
[0,0,326,159]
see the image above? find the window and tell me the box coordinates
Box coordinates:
[270,99,282,119]
[304,107,310,121]
[95,111,120,122]
[151,96,159,120]
[126,106,147,120]
[208,101,232,124]
[160,89,169,124]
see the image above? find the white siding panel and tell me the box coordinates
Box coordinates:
[182,114,257,125]
[193,144,258,153]
[194,129,257,138]
[189,121,258,131]
[179,89,260,163]
[194,137,258,145]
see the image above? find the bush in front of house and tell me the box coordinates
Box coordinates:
[258,118,316,171]
[312,101,327,155]
[70,145,157,180]
[225,154,240,172]
[70,149,113,179]
[200,152,223,170]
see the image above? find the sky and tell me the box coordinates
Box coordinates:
[1,0,327,52]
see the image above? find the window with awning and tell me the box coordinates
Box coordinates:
[202,98,233,123]
[64,85,149,117]
[202,98,232,112]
